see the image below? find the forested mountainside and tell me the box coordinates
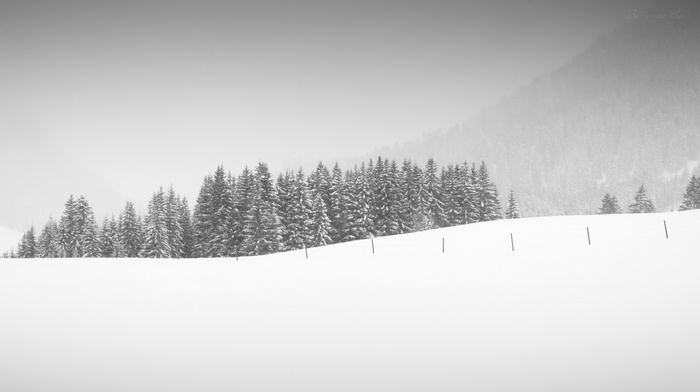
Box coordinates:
[381,1,700,216]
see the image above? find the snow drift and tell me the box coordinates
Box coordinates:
[1,210,699,392]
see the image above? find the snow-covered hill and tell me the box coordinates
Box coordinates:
[1,210,699,392]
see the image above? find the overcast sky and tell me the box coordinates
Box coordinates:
[1,0,652,229]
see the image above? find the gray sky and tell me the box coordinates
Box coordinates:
[1,0,652,228]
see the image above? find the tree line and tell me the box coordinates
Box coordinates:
[598,177,700,214]
[4,158,520,259]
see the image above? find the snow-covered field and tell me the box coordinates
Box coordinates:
[1,210,699,392]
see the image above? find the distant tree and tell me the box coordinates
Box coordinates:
[629,185,656,213]
[192,175,214,257]
[38,218,59,258]
[599,193,623,214]
[678,175,700,211]
[19,226,37,258]
[505,189,521,219]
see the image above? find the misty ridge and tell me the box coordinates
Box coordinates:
[379,1,700,216]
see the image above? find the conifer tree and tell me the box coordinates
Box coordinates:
[476,162,503,221]
[232,167,256,254]
[629,185,655,213]
[276,171,294,250]
[505,189,521,219]
[679,175,700,211]
[461,163,479,223]
[81,213,101,258]
[38,218,59,258]
[193,175,215,257]
[347,163,374,239]
[143,188,171,258]
[599,193,623,214]
[178,197,195,258]
[165,186,184,258]
[59,195,77,257]
[209,166,235,257]
[100,216,117,257]
[309,191,332,247]
[328,163,347,243]
[20,226,38,258]
[283,169,312,250]
[119,201,143,257]
[424,158,448,228]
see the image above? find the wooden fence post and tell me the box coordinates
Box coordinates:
[587,227,591,245]
[664,220,669,239]
[371,238,375,254]
[510,233,514,252]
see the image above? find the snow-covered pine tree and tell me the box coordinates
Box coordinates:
[193,175,214,257]
[38,218,59,258]
[240,186,281,256]
[209,166,235,257]
[143,188,171,258]
[505,189,521,219]
[253,162,282,253]
[328,163,347,243]
[375,159,403,235]
[423,158,448,228]
[20,226,37,258]
[283,169,312,250]
[598,193,623,214]
[165,186,184,258]
[59,195,77,257]
[308,191,332,247]
[629,185,655,213]
[119,201,143,257]
[476,161,503,221]
[441,165,465,226]
[100,216,116,257]
[178,197,195,258]
[81,213,101,258]
[460,162,479,224]
[232,166,256,255]
[308,161,332,212]
[678,175,700,211]
[275,171,294,251]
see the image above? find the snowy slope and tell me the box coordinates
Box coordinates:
[1,210,699,392]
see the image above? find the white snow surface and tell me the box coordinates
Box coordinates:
[2,210,700,392]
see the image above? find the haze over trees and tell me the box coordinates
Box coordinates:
[379,6,700,216]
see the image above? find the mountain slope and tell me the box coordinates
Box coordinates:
[1,210,699,391]
[381,1,700,216]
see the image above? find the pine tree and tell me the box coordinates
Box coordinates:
[475,162,503,221]
[328,163,347,243]
[81,213,101,258]
[424,158,448,228]
[210,166,235,257]
[505,189,521,219]
[461,163,479,224]
[38,218,59,258]
[143,188,171,258]
[308,161,332,211]
[232,167,255,255]
[679,175,700,211]
[276,171,294,251]
[442,165,465,226]
[165,186,184,258]
[59,195,77,257]
[193,175,215,257]
[308,191,332,247]
[283,169,312,250]
[347,163,374,239]
[599,193,623,214]
[100,216,117,257]
[629,185,656,213]
[119,201,143,257]
[179,197,195,258]
[21,226,38,258]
